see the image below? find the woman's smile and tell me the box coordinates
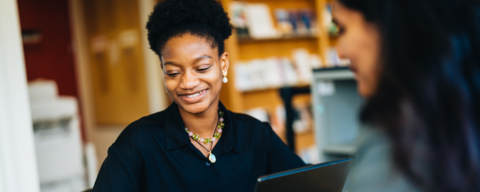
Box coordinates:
[178,89,208,104]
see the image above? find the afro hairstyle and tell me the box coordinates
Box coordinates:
[146,0,233,58]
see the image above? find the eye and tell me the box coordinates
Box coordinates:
[166,70,180,77]
[337,26,345,35]
[197,65,211,72]
[167,73,179,77]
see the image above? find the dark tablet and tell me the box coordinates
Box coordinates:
[254,158,353,192]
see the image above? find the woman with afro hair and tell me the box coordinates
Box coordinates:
[92,0,305,191]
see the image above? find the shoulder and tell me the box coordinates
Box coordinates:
[346,128,420,192]
[112,110,169,149]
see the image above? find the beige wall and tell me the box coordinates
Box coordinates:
[90,126,123,170]
[71,0,163,170]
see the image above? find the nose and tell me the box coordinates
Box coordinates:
[179,70,200,90]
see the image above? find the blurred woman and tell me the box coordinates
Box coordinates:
[92,0,304,191]
[332,0,480,191]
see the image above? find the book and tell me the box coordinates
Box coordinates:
[244,3,280,39]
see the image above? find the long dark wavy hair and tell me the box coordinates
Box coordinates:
[337,0,480,191]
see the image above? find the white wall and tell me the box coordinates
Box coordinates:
[0,0,40,191]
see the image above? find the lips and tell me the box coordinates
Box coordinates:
[178,89,207,104]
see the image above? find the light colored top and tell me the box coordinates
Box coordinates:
[344,127,420,192]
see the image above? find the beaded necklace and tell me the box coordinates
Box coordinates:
[185,110,224,163]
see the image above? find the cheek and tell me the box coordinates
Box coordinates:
[359,37,380,79]
[164,78,177,98]
[337,33,364,64]
[202,65,223,85]
[356,32,381,96]
[204,71,223,90]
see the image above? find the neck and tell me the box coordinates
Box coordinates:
[179,102,219,139]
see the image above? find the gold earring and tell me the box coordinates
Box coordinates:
[222,72,228,83]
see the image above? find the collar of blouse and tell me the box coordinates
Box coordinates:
[162,101,241,156]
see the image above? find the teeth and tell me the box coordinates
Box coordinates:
[186,91,202,98]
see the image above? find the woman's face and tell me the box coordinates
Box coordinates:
[333,1,381,97]
[161,34,229,114]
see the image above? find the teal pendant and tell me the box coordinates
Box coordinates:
[209,152,216,163]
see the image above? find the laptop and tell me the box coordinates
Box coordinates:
[254,158,353,192]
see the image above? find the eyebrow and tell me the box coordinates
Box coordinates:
[192,55,213,63]
[163,61,180,67]
[163,55,213,67]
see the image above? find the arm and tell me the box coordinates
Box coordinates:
[92,144,141,192]
[264,122,306,174]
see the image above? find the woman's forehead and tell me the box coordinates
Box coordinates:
[161,34,218,60]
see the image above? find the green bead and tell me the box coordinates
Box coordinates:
[204,138,211,144]
[219,111,224,116]
[214,133,221,139]
[185,128,189,133]
[219,122,225,128]
[193,134,199,141]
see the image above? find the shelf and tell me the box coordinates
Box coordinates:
[237,38,319,60]
[237,34,319,43]
[239,82,310,93]
[237,68,351,94]
[221,0,334,114]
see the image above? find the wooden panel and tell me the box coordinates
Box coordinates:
[315,0,330,65]
[83,0,150,125]
[295,130,316,153]
[242,0,316,19]
[330,36,338,47]
[238,38,319,60]
[242,89,283,111]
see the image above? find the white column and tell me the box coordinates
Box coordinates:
[139,0,167,114]
[0,0,40,192]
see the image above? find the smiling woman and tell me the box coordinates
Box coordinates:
[91,0,305,191]
[161,34,227,115]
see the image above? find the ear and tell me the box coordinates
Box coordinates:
[219,52,229,76]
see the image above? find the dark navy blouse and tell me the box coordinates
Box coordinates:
[92,102,305,192]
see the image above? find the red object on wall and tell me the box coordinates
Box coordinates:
[17,0,86,141]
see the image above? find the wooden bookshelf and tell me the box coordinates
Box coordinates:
[237,34,319,43]
[219,0,334,113]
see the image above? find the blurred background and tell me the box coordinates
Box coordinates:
[1,0,361,191]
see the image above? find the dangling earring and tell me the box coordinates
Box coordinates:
[222,72,228,83]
